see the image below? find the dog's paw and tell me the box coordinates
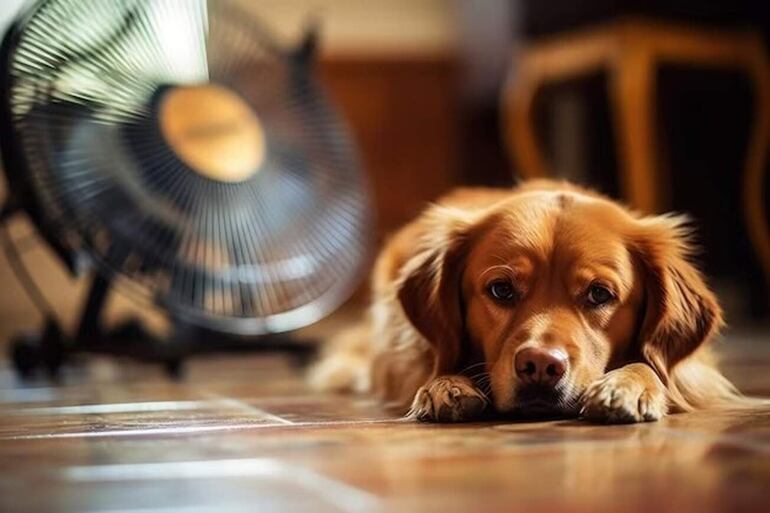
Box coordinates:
[407,375,488,423]
[307,354,370,394]
[581,363,667,424]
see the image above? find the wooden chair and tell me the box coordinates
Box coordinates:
[502,17,770,291]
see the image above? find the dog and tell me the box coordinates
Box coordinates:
[310,180,744,423]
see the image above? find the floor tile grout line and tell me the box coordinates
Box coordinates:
[0,424,286,440]
[198,391,295,425]
[0,418,407,440]
[0,400,215,416]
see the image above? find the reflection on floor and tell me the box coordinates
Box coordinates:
[0,330,769,513]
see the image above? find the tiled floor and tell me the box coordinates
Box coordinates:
[0,330,769,513]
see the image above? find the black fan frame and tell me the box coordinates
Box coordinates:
[0,16,88,274]
[0,3,326,378]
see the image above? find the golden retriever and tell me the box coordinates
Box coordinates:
[310,180,743,423]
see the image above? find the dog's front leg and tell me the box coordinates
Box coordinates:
[408,375,489,422]
[581,362,668,423]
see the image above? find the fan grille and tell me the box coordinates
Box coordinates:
[5,0,372,333]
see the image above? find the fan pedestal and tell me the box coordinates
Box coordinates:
[3,241,316,380]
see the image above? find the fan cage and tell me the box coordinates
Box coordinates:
[0,0,373,335]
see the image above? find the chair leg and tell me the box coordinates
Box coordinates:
[503,60,550,179]
[743,53,770,296]
[610,46,661,213]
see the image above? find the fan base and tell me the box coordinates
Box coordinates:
[8,319,317,380]
[6,274,316,381]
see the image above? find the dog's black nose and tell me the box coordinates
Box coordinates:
[514,347,568,386]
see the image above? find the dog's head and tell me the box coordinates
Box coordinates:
[397,182,722,417]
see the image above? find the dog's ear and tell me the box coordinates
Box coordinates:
[396,206,480,376]
[632,215,724,382]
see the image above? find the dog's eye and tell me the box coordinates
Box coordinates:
[487,280,517,302]
[586,284,614,307]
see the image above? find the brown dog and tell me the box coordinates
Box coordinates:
[310,180,742,423]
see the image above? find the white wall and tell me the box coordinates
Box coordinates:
[233,0,458,56]
[0,0,27,35]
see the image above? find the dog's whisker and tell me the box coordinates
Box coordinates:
[475,377,493,396]
[458,362,487,375]
[472,377,492,393]
[556,387,582,415]
[475,379,491,390]
[468,371,490,381]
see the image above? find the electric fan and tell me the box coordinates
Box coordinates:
[0,0,372,377]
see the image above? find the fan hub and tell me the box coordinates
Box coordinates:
[159,84,265,182]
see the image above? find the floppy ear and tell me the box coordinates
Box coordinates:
[396,207,478,376]
[633,215,724,382]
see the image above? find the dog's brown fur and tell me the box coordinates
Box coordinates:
[310,180,744,423]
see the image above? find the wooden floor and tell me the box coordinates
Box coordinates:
[0,330,769,513]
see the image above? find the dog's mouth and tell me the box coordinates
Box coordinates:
[507,384,580,419]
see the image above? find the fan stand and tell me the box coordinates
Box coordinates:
[2,204,316,380]
[7,270,318,380]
